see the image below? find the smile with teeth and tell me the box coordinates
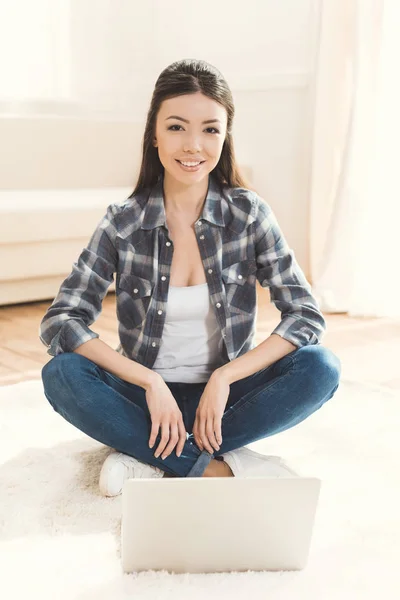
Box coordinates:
[177,160,204,166]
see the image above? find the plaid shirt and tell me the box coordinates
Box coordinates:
[39,172,326,368]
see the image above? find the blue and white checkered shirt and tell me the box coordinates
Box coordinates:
[39,172,326,368]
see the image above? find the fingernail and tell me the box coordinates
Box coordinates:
[161,455,166,460]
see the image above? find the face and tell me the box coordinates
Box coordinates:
[153,92,227,185]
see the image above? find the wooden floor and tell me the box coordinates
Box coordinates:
[1,286,399,392]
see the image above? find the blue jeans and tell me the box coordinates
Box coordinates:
[41,345,341,478]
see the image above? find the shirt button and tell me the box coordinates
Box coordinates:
[238,274,243,280]
[166,241,171,246]
[161,276,166,281]
[152,342,157,347]
[157,310,163,315]
[133,288,138,294]
[208,269,213,274]
[216,302,221,308]
[199,235,205,240]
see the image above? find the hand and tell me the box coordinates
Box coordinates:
[192,372,230,454]
[145,376,187,460]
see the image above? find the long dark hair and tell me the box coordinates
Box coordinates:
[128,58,256,198]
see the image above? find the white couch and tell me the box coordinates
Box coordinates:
[0,115,147,306]
[0,187,132,306]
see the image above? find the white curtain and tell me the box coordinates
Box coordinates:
[310,0,400,318]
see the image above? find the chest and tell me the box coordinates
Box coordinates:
[166,222,206,287]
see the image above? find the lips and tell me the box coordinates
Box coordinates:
[176,160,205,165]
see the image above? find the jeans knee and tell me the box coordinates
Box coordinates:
[298,345,341,389]
[312,345,341,387]
[41,352,93,394]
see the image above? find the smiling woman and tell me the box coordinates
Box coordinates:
[39,58,336,494]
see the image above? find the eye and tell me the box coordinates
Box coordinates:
[167,125,183,131]
[167,125,220,134]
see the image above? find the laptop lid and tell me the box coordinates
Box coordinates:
[121,476,321,574]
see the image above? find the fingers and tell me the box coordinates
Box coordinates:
[149,414,222,461]
[214,416,223,446]
[154,421,171,458]
[152,418,187,460]
[158,422,179,460]
[194,414,222,453]
[176,420,187,457]
[192,420,203,451]
[198,414,216,454]
[206,419,220,453]
[148,420,160,449]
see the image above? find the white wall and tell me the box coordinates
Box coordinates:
[0,0,321,277]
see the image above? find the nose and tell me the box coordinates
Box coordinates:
[183,134,202,153]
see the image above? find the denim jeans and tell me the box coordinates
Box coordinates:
[41,344,341,478]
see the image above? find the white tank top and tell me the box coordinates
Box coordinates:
[152,283,227,383]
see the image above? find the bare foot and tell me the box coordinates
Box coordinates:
[162,459,234,478]
[202,458,234,477]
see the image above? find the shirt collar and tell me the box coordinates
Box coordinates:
[141,171,226,230]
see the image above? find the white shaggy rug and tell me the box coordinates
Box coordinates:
[0,377,398,599]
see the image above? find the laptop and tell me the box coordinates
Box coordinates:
[121,474,321,574]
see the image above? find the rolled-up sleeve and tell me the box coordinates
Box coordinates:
[39,204,118,356]
[253,196,326,347]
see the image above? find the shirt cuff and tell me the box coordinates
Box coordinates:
[47,320,99,356]
[271,316,321,348]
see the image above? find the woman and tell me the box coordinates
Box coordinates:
[40,58,341,496]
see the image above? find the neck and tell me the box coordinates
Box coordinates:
[162,171,209,221]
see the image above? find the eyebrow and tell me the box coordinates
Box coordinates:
[165,115,222,125]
